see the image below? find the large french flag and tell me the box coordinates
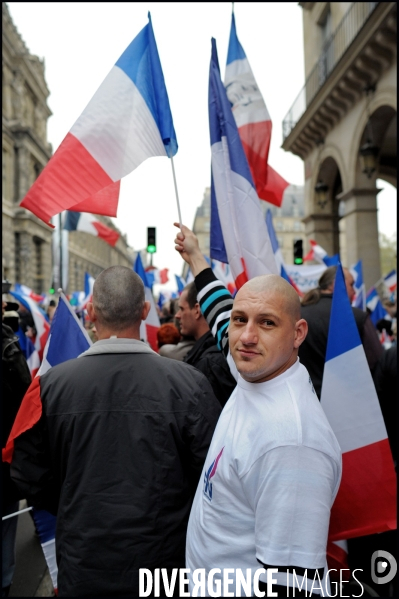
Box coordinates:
[209,38,278,289]
[225,13,289,207]
[10,291,50,362]
[321,263,396,540]
[133,253,160,352]
[3,292,92,594]
[63,211,120,247]
[20,13,177,225]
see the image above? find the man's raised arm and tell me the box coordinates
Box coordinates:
[174,223,233,361]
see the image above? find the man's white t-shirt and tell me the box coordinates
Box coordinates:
[186,359,342,596]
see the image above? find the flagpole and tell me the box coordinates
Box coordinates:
[168,149,182,229]
[59,212,63,290]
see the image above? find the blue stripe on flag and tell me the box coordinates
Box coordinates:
[31,508,57,544]
[115,13,177,156]
[63,211,80,231]
[325,263,361,362]
[226,14,247,65]
[134,253,150,288]
[47,297,91,367]
[266,210,280,254]
[210,172,228,263]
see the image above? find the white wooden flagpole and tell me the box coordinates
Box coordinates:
[168,149,182,229]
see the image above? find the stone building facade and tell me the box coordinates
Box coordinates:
[282,2,397,290]
[2,3,133,294]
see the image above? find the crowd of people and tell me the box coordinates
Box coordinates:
[2,225,397,598]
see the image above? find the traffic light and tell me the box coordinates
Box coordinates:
[293,239,303,265]
[147,227,156,254]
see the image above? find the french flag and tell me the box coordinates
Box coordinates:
[3,292,92,595]
[10,291,50,362]
[16,329,41,379]
[350,260,366,311]
[134,253,160,352]
[144,266,169,287]
[225,13,289,207]
[80,272,95,311]
[63,211,120,247]
[175,274,186,294]
[303,239,340,266]
[384,269,397,294]
[209,38,278,290]
[14,283,46,304]
[265,209,303,297]
[321,263,396,541]
[20,13,177,225]
[366,287,389,326]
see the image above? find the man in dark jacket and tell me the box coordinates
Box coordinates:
[176,282,236,407]
[299,266,383,398]
[2,290,32,597]
[10,266,221,597]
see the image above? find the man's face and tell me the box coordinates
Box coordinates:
[229,287,305,384]
[344,270,355,303]
[175,290,197,337]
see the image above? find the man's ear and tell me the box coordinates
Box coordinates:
[141,301,151,321]
[294,318,308,348]
[87,302,96,323]
[193,302,203,320]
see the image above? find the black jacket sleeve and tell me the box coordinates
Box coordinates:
[10,411,59,516]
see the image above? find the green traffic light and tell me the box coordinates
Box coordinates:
[147,244,156,254]
[49,288,55,294]
[294,258,303,265]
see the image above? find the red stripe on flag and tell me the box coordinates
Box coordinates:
[2,376,42,463]
[70,180,120,217]
[92,221,120,246]
[234,258,249,291]
[20,133,114,224]
[327,541,349,579]
[329,439,397,541]
[145,324,159,353]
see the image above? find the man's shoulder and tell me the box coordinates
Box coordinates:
[43,349,213,389]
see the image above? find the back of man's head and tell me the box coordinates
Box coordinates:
[184,282,199,309]
[93,266,145,331]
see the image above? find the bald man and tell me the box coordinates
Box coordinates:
[10,266,221,597]
[174,225,342,598]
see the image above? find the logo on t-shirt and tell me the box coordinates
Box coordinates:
[203,447,224,501]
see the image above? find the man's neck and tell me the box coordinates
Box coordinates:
[96,327,142,341]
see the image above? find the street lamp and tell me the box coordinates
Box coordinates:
[359,139,379,178]
[314,180,329,209]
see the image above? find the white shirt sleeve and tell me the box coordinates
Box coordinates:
[241,444,339,570]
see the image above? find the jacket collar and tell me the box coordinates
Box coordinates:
[79,337,159,358]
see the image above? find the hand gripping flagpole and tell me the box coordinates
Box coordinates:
[168,147,182,230]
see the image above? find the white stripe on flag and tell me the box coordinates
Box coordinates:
[321,345,387,453]
[71,67,166,181]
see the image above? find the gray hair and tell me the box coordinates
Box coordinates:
[93,266,145,330]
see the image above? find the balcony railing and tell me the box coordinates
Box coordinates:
[282,2,379,141]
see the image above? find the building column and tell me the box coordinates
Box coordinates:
[336,188,381,291]
[302,214,338,257]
